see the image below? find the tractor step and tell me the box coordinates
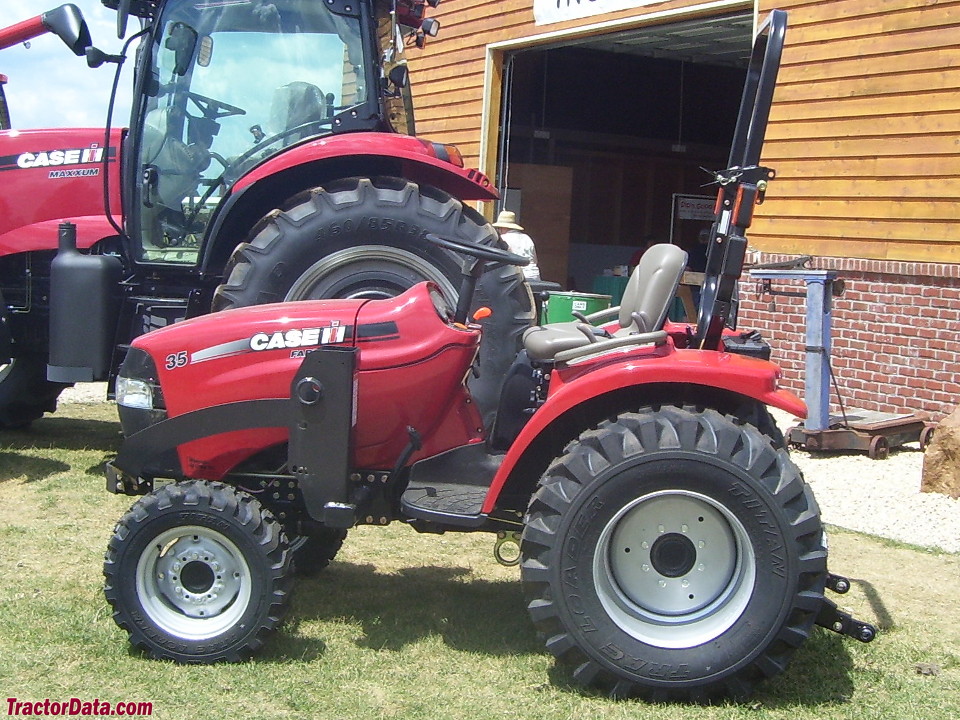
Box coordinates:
[401,443,502,528]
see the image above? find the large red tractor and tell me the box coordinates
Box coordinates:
[102,12,876,701]
[0,0,526,429]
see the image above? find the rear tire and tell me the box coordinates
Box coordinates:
[521,406,826,701]
[213,176,534,426]
[104,480,292,663]
[0,356,69,429]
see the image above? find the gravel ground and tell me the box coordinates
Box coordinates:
[59,385,960,553]
[770,409,960,554]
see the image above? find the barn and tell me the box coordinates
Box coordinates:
[407,0,960,421]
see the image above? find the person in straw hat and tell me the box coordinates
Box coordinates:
[492,210,541,281]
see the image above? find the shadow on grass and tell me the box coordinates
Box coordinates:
[0,452,70,483]
[286,561,539,659]
[752,630,856,707]
[278,561,859,708]
[1,417,120,453]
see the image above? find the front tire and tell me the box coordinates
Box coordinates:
[521,406,826,701]
[0,356,69,429]
[103,481,292,663]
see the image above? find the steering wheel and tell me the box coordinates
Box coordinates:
[425,233,529,267]
[185,91,246,120]
[426,233,529,325]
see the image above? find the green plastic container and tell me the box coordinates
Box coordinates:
[542,291,612,323]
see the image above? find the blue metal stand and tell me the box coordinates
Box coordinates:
[748,267,930,458]
[749,268,837,432]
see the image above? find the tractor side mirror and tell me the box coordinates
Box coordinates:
[388,64,409,91]
[42,3,93,56]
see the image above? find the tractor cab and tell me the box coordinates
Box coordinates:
[122,0,421,262]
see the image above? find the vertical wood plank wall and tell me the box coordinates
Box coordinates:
[753,0,960,263]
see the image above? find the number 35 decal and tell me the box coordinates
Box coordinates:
[165,351,188,370]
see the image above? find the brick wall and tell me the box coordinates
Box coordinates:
[736,253,960,421]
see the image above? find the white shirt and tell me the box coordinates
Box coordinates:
[500,229,541,280]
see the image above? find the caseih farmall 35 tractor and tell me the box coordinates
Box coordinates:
[102,11,876,701]
[0,1,525,429]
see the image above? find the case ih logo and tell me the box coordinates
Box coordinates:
[16,146,104,168]
[15,146,105,178]
[249,324,347,351]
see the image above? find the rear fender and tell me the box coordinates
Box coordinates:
[231,132,497,200]
[200,133,497,274]
[480,348,805,514]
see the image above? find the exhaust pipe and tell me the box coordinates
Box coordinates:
[47,222,123,383]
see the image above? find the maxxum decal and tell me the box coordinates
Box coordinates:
[0,144,115,179]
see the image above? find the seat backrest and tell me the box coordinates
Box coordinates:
[270,81,325,137]
[618,243,689,333]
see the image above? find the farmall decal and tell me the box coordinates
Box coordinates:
[16,145,104,179]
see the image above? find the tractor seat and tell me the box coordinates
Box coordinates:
[522,243,688,363]
[270,81,325,140]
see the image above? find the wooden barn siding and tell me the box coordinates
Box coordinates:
[753,0,960,263]
[407,0,734,166]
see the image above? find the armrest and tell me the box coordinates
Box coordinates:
[583,305,621,324]
[554,330,668,364]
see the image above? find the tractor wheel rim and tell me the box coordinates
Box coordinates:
[284,245,459,302]
[135,525,252,640]
[593,490,756,649]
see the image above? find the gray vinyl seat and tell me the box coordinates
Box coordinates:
[522,243,689,363]
[270,81,325,141]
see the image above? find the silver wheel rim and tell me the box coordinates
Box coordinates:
[284,245,458,301]
[135,525,252,640]
[593,490,756,649]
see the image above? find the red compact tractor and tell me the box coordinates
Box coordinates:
[0,1,524,430]
[102,11,875,701]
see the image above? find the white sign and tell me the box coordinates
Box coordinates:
[675,194,716,221]
[534,0,663,26]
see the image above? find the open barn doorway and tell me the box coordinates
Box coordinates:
[495,12,755,295]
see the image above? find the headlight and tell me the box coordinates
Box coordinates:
[116,376,155,409]
[115,347,165,411]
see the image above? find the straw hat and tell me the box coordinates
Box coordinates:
[493,210,523,231]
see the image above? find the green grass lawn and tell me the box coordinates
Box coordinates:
[0,402,958,719]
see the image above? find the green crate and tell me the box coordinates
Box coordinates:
[542,291,612,323]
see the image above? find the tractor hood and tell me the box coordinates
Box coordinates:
[116,282,483,480]
[0,127,122,254]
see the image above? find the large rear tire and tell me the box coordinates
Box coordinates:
[103,480,292,663]
[212,176,534,425]
[521,406,826,701]
[0,356,69,429]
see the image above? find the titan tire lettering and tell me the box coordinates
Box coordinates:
[521,406,826,701]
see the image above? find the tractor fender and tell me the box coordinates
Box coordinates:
[200,132,497,274]
[480,348,806,514]
[232,131,497,201]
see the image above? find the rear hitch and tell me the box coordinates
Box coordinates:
[494,531,521,566]
[816,572,877,643]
